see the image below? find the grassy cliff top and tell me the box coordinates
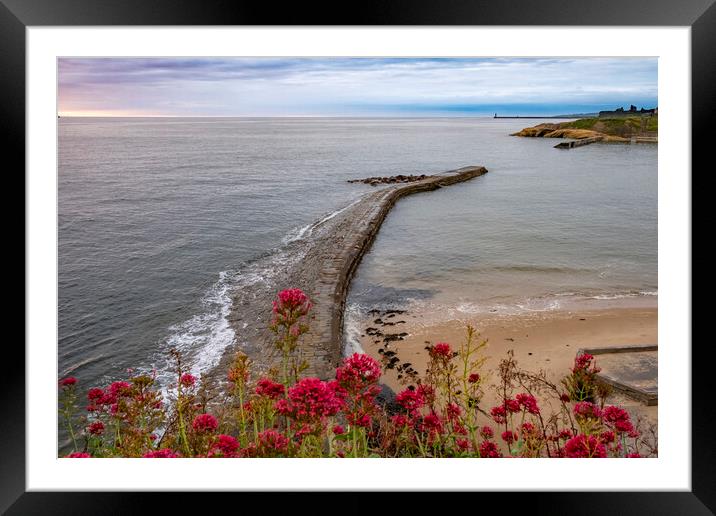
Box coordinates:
[512,115,657,141]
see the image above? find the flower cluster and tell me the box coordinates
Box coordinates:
[59,288,653,459]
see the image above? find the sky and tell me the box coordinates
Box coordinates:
[58,57,658,117]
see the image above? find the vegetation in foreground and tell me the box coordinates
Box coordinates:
[59,288,657,458]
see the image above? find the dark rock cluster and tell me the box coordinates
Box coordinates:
[362,308,419,385]
[347,174,430,186]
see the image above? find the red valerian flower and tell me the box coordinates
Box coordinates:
[143,448,181,458]
[107,381,133,402]
[391,414,410,427]
[626,453,642,458]
[430,342,453,359]
[275,377,344,422]
[468,373,481,384]
[333,425,345,435]
[573,401,602,420]
[208,434,240,457]
[600,430,616,443]
[490,405,507,424]
[272,288,311,314]
[558,428,575,440]
[335,353,382,392]
[480,426,495,439]
[573,353,595,371]
[515,393,540,415]
[456,438,470,451]
[87,388,104,402]
[505,398,521,413]
[66,452,91,458]
[446,402,462,420]
[255,377,286,399]
[59,377,77,387]
[501,430,516,444]
[396,388,425,414]
[601,405,634,433]
[564,434,607,458]
[257,429,289,455]
[192,413,219,433]
[420,412,444,434]
[179,373,196,388]
[87,421,105,435]
[479,440,501,458]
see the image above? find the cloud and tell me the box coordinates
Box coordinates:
[58,57,657,116]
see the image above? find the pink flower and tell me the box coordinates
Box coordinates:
[501,430,516,444]
[600,430,616,443]
[456,438,470,451]
[504,398,521,413]
[272,288,311,315]
[627,452,642,458]
[573,353,601,374]
[602,405,634,433]
[87,421,105,436]
[468,373,481,384]
[143,448,181,458]
[59,377,77,387]
[396,388,425,414]
[564,434,607,458]
[179,373,196,388]
[192,413,218,433]
[446,402,462,420]
[255,377,286,399]
[520,422,537,437]
[573,353,594,371]
[479,440,501,458]
[515,393,540,415]
[429,342,453,359]
[336,353,382,392]
[208,434,240,457]
[573,401,601,420]
[480,426,494,439]
[66,452,90,458]
[558,428,575,440]
[391,414,409,427]
[87,387,103,401]
[275,377,344,423]
[257,429,289,455]
[490,405,507,424]
[333,425,345,435]
[348,413,372,428]
[419,412,444,435]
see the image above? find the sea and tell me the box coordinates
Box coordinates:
[58,117,657,394]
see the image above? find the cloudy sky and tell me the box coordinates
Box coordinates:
[58,57,657,117]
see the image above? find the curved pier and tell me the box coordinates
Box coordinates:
[212,165,488,386]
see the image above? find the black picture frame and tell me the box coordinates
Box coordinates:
[6,0,711,513]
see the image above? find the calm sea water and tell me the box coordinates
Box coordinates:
[58,117,656,391]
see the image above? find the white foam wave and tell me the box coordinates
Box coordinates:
[342,302,366,356]
[151,271,237,396]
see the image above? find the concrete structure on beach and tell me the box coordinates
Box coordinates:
[211,166,488,388]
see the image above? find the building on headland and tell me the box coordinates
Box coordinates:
[598,105,657,117]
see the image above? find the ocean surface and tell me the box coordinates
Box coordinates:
[58,117,657,394]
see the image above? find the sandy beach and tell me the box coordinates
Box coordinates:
[356,306,658,430]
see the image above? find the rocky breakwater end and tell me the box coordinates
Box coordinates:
[347,174,430,186]
[207,166,487,395]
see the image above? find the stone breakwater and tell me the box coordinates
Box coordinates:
[207,166,487,392]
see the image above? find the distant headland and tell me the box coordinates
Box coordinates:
[511,109,658,146]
